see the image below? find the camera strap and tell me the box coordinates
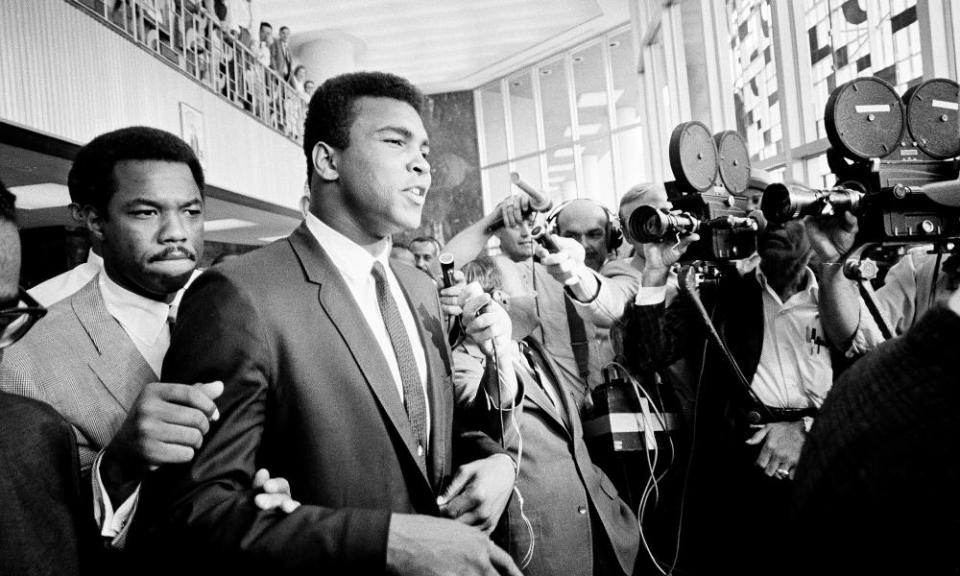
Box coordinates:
[563,296,592,388]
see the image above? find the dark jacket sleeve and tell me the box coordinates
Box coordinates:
[129,269,390,574]
[624,294,704,373]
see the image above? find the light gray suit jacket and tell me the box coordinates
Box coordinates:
[0,277,155,472]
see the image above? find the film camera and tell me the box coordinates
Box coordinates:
[761,76,960,243]
[628,121,764,261]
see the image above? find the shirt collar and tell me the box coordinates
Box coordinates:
[755,265,819,305]
[303,211,391,282]
[98,270,171,345]
[87,250,104,268]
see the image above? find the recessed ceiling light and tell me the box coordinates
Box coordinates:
[578,89,624,108]
[204,218,257,232]
[573,56,585,63]
[511,81,521,87]
[609,40,621,48]
[8,183,70,210]
[540,69,553,76]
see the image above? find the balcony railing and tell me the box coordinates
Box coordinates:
[68,0,308,143]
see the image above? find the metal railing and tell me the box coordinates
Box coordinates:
[69,0,308,142]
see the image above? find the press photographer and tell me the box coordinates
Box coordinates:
[623,211,866,576]
[761,76,960,348]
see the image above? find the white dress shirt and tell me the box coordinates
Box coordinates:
[751,267,832,409]
[303,212,431,441]
[92,270,174,545]
[635,267,833,409]
[99,271,172,376]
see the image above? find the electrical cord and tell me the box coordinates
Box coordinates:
[486,337,535,569]
[607,361,677,576]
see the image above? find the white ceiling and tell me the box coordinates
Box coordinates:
[261,0,631,93]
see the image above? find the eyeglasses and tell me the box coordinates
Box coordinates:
[0,288,47,349]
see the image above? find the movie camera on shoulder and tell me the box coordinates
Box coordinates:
[628,121,765,261]
[761,76,960,243]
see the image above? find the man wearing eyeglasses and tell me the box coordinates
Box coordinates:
[0,180,90,576]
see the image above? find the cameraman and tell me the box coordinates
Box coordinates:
[807,211,959,347]
[623,219,860,576]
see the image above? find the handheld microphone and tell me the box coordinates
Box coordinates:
[485,173,554,233]
[530,225,561,253]
[510,172,554,212]
[439,253,456,289]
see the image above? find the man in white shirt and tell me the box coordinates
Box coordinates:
[0,127,292,561]
[624,219,858,576]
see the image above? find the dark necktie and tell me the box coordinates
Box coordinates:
[371,262,428,457]
[520,342,566,426]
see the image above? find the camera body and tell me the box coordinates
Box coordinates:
[629,122,760,261]
[762,76,960,243]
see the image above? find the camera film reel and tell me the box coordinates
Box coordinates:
[902,78,960,160]
[825,76,906,161]
[714,130,752,196]
[668,121,719,193]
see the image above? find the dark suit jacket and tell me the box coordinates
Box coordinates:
[791,305,960,575]
[132,224,501,574]
[457,338,640,576]
[269,39,291,81]
[0,392,90,576]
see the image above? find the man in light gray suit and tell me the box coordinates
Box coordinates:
[0,127,276,553]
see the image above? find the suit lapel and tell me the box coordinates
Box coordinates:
[288,225,432,486]
[391,263,451,490]
[522,339,572,434]
[721,272,764,384]
[72,278,157,413]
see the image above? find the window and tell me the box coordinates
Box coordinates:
[476,25,642,213]
[802,0,923,140]
[727,0,782,160]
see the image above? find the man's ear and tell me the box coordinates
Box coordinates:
[83,205,106,242]
[312,142,339,182]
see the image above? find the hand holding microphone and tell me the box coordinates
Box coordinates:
[485,173,554,233]
[531,226,589,287]
[438,253,466,318]
[459,283,518,408]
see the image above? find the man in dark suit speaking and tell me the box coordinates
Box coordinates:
[133,72,520,575]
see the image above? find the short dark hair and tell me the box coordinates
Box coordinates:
[260,21,272,30]
[409,236,441,253]
[302,71,426,184]
[68,126,204,217]
[279,26,290,33]
[0,178,15,224]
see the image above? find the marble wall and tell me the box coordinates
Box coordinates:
[394,90,483,247]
